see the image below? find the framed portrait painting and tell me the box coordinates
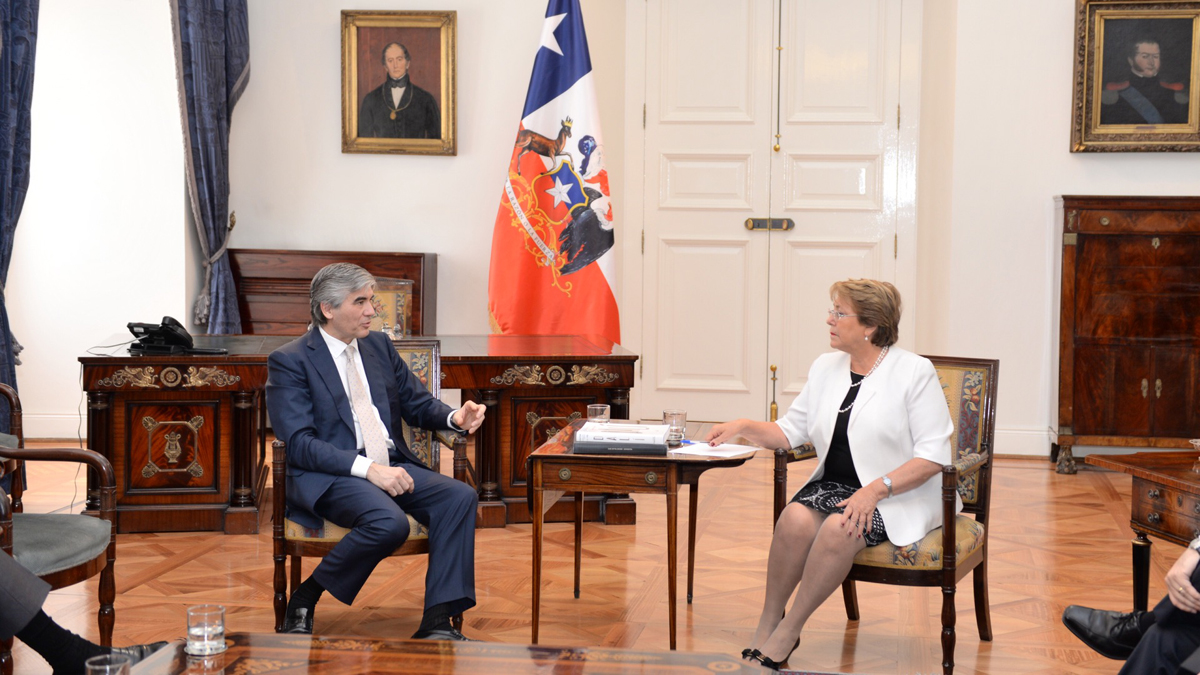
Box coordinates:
[342,10,456,155]
[1072,0,1200,151]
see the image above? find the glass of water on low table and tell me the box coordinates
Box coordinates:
[186,604,227,655]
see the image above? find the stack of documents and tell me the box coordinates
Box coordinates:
[574,422,670,455]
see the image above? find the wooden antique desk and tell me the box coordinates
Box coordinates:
[133,633,765,674]
[1087,451,1200,611]
[80,334,637,534]
[528,421,756,650]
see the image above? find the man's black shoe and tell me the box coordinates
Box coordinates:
[281,606,315,634]
[411,626,477,641]
[110,641,170,665]
[1062,605,1147,660]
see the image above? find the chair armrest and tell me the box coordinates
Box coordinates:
[785,443,816,462]
[0,446,115,489]
[436,431,476,487]
[954,452,987,480]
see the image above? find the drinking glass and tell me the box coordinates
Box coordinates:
[663,409,687,446]
[587,404,610,423]
[84,654,131,675]
[186,604,227,655]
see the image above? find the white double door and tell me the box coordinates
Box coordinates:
[634,0,916,422]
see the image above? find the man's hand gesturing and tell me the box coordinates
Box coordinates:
[453,400,486,434]
[366,462,415,497]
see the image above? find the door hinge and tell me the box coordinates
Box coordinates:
[643,104,646,129]
[897,105,901,129]
[641,230,645,254]
[639,359,643,379]
[894,233,898,259]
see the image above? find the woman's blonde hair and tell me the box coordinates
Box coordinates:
[830,279,902,347]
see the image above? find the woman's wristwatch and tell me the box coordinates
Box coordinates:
[881,475,894,499]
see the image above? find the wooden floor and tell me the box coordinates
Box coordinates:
[9,445,1163,674]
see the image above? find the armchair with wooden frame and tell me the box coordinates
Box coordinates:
[0,383,117,675]
[272,339,471,632]
[772,356,997,675]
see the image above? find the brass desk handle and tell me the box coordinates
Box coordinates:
[645,472,658,485]
[1147,512,1161,525]
[1148,488,1161,499]
[1156,379,1162,399]
[1194,503,1200,515]
[1100,217,1110,226]
[1141,379,1149,398]
[558,468,572,481]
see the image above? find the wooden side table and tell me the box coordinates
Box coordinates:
[528,420,756,649]
[1086,451,1200,611]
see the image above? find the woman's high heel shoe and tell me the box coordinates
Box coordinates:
[755,638,800,671]
[740,648,759,661]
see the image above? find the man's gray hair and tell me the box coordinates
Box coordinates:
[381,41,410,65]
[310,263,376,326]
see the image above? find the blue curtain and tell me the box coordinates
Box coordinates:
[172,0,249,334]
[0,0,36,492]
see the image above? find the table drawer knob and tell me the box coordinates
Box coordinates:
[1194,503,1200,515]
[558,468,572,481]
[1148,488,1161,499]
[645,471,658,485]
[1147,512,1161,525]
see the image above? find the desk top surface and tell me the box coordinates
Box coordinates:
[132,632,764,674]
[1086,451,1200,494]
[83,334,635,362]
[532,420,759,465]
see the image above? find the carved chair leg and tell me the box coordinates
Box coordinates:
[273,553,288,632]
[290,556,302,596]
[973,558,993,641]
[841,579,860,621]
[941,584,956,675]
[1,637,12,675]
[98,562,115,646]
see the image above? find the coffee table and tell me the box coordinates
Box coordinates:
[131,632,765,673]
[528,420,757,649]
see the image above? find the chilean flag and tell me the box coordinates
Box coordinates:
[487,0,620,345]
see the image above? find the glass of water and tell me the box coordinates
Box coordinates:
[587,403,610,423]
[663,409,687,446]
[186,604,227,655]
[84,654,131,675]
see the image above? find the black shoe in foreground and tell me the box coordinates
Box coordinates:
[1061,605,1147,660]
[411,626,477,641]
[110,641,170,665]
[280,605,315,634]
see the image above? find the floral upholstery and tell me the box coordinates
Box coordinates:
[285,339,441,546]
[935,363,990,506]
[854,514,984,569]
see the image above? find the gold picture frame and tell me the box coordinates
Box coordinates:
[341,10,456,155]
[1071,0,1200,152]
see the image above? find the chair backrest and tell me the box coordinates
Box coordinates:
[923,355,999,518]
[393,338,441,468]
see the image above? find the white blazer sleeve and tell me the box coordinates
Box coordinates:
[905,357,954,466]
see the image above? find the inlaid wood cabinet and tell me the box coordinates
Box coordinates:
[1055,196,1200,473]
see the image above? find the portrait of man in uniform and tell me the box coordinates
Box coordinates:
[341,11,456,155]
[1098,18,1193,126]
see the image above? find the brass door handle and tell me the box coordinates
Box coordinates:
[1156,379,1163,399]
[744,218,795,231]
[1141,379,1149,398]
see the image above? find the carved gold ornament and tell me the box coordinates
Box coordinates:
[546,365,566,385]
[140,415,206,479]
[98,367,160,388]
[164,432,183,463]
[183,366,241,388]
[567,365,618,385]
[490,365,546,385]
[160,367,182,387]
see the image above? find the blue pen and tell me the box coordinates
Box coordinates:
[678,439,697,445]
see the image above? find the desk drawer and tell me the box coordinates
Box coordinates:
[541,461,669,493]
[1132,479,1200,541]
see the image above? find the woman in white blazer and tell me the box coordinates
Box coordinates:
[707,279,956,671]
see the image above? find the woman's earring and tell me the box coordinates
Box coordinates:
[864,335,870,341]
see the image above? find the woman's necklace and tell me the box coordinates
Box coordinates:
[838,345,889,414]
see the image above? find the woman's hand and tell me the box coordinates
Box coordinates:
[705,419,746,446]
[836,485,884,539]
[1166,548,1200,613]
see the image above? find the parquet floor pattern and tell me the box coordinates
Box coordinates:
[9,445,1167,674]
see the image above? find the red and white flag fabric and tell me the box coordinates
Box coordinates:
[487,0,620,345]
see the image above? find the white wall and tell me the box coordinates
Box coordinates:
[229,0,626,336]
[10,1,184,438]
[918,0,1200,456]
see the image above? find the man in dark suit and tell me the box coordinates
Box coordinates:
[266,263,485,640]
[1063,539,1200,674]
[1,536,166,671]
[357,42,441,139]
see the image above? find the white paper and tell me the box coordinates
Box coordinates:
[668,442,758,458]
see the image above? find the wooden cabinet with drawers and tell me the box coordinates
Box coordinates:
[1055,196,1200,473]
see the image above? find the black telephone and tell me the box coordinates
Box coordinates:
[127,316,226,355]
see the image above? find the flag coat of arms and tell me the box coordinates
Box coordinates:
[488,0,620,345]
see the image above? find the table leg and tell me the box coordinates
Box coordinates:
[688,483,697,604]
[574,491,583,599]
[1133,532,1151,612]
[532,482,543,644]
[85,391,111,514]
[476,389,506,528]
[667,483,678,650]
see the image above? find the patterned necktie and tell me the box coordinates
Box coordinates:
[344,343,390,466]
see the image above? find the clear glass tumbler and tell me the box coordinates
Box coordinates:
[84,654,131,675]
[186,604,227,655]
[587,404,610,423]
[663,409,687,446]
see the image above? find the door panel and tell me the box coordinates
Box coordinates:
[1152,347,1194,437]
